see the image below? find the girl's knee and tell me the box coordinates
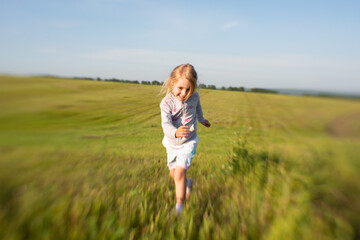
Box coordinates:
[174,167,186,182]
[169,169,175,178]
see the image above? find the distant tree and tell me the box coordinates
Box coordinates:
[250,88,277,94]
[227,86,245,91]
[221,86,226,90]
[152,80,161,85]
[108,78,120,82]
[199,84,207,89]
[123,80,139,84]
[74,77,94,81]
[207,85,217,90]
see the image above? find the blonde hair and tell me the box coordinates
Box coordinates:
[161,64,198,100]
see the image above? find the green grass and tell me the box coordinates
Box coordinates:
[1,75,360,239]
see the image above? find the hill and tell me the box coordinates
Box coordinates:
[0,75,360,239]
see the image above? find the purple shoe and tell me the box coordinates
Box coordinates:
[186,178,193,200]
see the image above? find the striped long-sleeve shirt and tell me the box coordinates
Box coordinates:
[160,91,205,147]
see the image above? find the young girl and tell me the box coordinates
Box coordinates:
[160,64,211,215]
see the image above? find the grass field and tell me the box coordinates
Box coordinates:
[1,75,360,239]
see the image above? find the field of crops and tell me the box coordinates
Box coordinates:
[1,75,359,239]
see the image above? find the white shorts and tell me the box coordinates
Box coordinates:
[163,137,198,170]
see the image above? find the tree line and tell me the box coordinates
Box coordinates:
[39,75,359,98]
[73,76,278,94]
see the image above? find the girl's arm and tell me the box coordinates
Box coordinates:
[160,101,178,139]
[196,94,211,128]
[196,94,205,123]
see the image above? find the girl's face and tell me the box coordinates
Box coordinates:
[172,77,192,102]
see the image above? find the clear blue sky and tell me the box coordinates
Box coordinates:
[1,0,359,93]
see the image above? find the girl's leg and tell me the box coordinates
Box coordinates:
[174,166,186,205]
[170,167,192,201]
[169,168,175,179]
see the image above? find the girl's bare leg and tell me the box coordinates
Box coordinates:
[174,166,186,205]
[169,168,175,178]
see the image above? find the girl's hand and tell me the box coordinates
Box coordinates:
[201,120,211,128]
[175,125,190,138]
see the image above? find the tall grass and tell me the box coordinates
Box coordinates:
[0,75,359,239]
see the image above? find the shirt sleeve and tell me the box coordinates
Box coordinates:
[160,100,178,139]
[196,94,206,123]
